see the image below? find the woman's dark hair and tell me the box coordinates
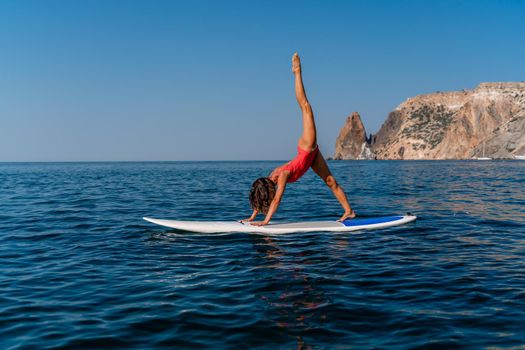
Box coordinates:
[249,177,276,214]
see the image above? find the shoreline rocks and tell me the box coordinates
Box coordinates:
[334,82,525,160]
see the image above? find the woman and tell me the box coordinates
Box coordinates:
[243,53,356,226]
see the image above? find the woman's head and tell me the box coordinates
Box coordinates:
[249,177,276,214]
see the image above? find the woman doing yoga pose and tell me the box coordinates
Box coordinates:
[243,53,356,226]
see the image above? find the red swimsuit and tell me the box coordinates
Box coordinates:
[277,146,319,183]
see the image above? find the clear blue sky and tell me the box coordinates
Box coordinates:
[1,0,524,161]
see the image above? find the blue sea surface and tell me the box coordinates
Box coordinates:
[1,160,524,349]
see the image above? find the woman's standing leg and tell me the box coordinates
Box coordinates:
[311,150,356,221]
[293,53,317,152]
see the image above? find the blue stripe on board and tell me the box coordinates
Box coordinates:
[342,216,404,227]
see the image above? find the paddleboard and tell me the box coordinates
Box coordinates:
[143,215,416,234]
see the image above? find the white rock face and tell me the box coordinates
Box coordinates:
[357,143,375,160]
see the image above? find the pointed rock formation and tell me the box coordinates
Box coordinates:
[333,112,375,160]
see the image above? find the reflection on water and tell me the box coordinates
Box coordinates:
[0,160,524,348]
[252,235,331,349]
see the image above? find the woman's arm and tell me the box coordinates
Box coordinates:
[252,174,288,226]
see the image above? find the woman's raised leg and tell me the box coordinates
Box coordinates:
[292,53,317,152]
[311,150,356,221]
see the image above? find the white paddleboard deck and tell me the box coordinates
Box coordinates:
[143,215,416,234]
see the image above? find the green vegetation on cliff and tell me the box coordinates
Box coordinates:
[401,104,454,149]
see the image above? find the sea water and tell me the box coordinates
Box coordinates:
[1,160,524,349]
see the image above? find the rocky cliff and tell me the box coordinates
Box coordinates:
[333,112,375,160]
[334,82,525,160]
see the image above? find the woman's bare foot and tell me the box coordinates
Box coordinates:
[338,210,356,222]
[292,53,301,74]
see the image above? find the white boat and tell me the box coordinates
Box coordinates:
[476,141,492,160]
[515,155,525,160]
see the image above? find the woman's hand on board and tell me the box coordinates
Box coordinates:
[250,221,269,227]
[239,209,259,223]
